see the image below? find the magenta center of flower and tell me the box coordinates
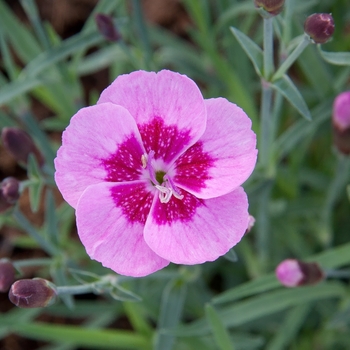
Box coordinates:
[142,150,183,204]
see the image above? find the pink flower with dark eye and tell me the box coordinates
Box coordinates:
[55,70,257,277]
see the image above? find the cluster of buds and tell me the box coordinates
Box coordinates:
[333,91,350,155]
[0,177,20,213]
[275,259,325,287]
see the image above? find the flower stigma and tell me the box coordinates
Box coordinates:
[141,151,184,204]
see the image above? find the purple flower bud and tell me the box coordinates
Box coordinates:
[1,127,44,167]
[254,0,285,17]
[333,91,350,155]
[0,259,16,292]
[95,13,120,42]
[1,177,20,204]
[304,13,335,44]
[275,259,324,287]
[9,278,57,308]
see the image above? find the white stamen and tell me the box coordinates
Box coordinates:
[141,155,147,168]
[143,150,184,204]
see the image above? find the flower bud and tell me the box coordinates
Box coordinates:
[95,13,120,42]
[0,259,16,292]
[1,127,44,167]
[1,177,20,204]
[333,91,350,155]
[254,0,285,17]
[245,215,256,234]
[304,13,335,44]
[9,278,57,308]
[275,259,324,287]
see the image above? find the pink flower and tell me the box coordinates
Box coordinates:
[55,70,257,277]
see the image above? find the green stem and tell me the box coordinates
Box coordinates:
[326,269,350,279]
[272,35,310,81]
[259,81,273,174]
[263,17,274,79]
[57,275,116,296]
[13,258,52,269]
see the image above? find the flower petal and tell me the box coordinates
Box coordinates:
[76,181,169,277]
[174,98,257,198]
[54,103,145,208]
[144,187,249,264]
[97,70,207,164]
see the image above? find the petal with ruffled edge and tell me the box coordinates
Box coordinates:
[55,103,145,208]
[173,98,257,199]
[76,181,169,277]
[97,70,207,164]
[144,187,249,264]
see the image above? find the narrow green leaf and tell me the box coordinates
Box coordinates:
[206,304,234,350]
[13,209,58,255]
[44,189,59,245]
[318,47,350,66]
[27,153,44,213]
[347,185,350,202]
[21,31,103,78]
[213,275,279,305]
[0,0,41,63]
[230,26,263,77]
[0,76,44,107]
[266,304,310,350]
[11,322,151,350]
[170,282,345,337]
[109,284,142,302]
[155,278,187,350]
[51,266,75,310]
[223,248,238,263]
[271,75,311,121]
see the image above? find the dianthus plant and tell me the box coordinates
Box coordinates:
[55,70,257,277]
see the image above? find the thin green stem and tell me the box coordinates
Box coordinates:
[259,81,273,175]
[272,35,310,81]
[326,269,350,279]
[13,258,52,269]
[263,17,274,79]
[57,275,116,296]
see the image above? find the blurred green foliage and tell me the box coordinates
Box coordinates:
[0,0,350,349]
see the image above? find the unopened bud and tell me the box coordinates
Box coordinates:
[304,13,335,44]
[245,215,256,234]
[9,278,57,308]
[95,13,120,42]
[333,91,350,155]
[254,0,285,17]
[1,177,20,204]
[1,127,44,167]
[0,177,20,213]
[275,259,324,287]
[0,259,16,292]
